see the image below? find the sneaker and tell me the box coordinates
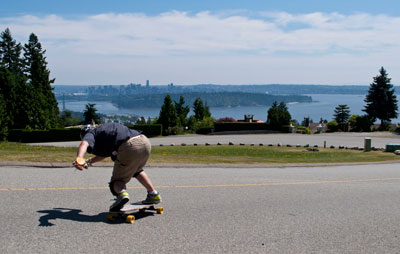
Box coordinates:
[109,192,130,211]
[142,192,161,204]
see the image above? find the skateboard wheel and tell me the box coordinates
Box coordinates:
[107,213,115,222]
[126,215,135,224]
[156,207,164,214]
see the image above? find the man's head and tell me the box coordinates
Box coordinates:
[80,124,95,139]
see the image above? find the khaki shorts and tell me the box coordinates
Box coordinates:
[111,134,151,184]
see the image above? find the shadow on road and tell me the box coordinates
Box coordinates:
[37,208,154,226]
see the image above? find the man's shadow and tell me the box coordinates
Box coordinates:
[37,208,154,227]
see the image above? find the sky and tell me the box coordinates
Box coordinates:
[1,0,400,86]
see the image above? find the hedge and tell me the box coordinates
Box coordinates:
[126,124,162,137]
[8,128,81,143]
[8,124,162,143]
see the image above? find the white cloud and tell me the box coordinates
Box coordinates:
[1,11,399,85]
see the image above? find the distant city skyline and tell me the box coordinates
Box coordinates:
[1,0,400,86]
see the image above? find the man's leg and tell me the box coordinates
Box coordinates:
[135,171,155,193]
[112,181,127,194]
[135,171,162,204]
[109,180,130,212]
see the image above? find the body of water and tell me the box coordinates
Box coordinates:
[58,94,400,123]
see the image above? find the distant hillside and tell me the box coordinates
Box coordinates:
[54,84,400,97]
[111,92,312,108]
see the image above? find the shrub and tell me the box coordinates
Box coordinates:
[326,121,339,132]
[193,117,215,134]
[296,126,311,134]
[216,117,237,122]
[349,115,372,132]
[165,126,184,136]
[395,124,400,134]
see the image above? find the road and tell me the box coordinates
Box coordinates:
[28,132,400,149]
[1,162,400,253]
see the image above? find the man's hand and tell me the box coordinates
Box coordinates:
[73,157,88,170]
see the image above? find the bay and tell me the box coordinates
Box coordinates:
[58,94,400,123]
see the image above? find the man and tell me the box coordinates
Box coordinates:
[73,123,161,211]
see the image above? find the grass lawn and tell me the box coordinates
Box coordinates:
[149,145,399,164]
[0,142,398,165]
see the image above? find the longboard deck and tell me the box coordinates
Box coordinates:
[119,202,154,213]
[107,202,164,224]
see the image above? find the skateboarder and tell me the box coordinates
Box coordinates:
[73,123,161,212]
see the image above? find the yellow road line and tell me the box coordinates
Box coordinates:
[1,177,400,191]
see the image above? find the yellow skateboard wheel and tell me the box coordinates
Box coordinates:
[107,213,115,222]
[156,207,164,214]
[126,215,135,224]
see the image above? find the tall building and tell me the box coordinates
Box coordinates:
[146,80,150,87]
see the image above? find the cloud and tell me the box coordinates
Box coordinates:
[0,11,399,84]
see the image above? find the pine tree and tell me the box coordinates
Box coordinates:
[83,103,101,124]
[333,104,350,131]
[158,94,177,134]
[267,101,279,130]
[0,28,26,129]
[364,67,398,129]
[277,102,291,128]
[0,28,24,74]
[0,93,8,139]
[267,101,291,131]
[193,97,211,121]
[174,96,190,127]
[24,33,59,129]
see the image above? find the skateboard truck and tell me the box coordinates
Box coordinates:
[107,202,164,224]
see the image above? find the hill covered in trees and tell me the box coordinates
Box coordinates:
[111,92,311,108]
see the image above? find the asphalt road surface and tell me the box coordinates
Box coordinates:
[29,132,400,149]
[2,162,400,253]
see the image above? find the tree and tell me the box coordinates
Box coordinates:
[0,28,24,74]
[83,103,101,124]
[333,104,350,131]
[301,117,311,127]
[364,67,398,129]
[158,94,177,134]
[174,95,190,127]
[0,68,17,129]
[59,110,82,127]
[193,97,211,121]
[267,101,291,131]
[23,33,59,129]
[0,28,26,129]
[0,93,8,139]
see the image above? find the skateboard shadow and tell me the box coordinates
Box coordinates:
[37,208,155,227]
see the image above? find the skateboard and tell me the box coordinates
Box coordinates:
[107,202,164,224]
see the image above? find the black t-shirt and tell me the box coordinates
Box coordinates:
[83,123,141,157]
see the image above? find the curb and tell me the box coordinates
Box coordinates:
[1,160,400,168]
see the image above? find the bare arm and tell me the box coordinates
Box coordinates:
[87,155,107,164]
[76,140,89,158]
